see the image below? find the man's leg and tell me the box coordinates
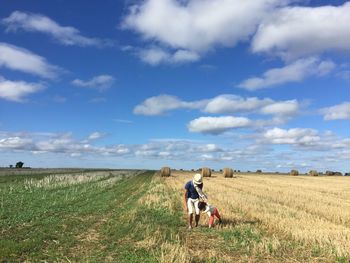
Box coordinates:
[187,198,194,229]
[195,214,200,227]
[194,199,200,227]
[188,214,193,228]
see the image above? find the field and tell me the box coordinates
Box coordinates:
[1,170,350,262]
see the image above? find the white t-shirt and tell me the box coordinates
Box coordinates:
[202,203,215,217]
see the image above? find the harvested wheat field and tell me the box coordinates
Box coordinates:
[164,171,350,262]
[2,170,350,262]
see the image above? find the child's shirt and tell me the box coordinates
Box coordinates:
[202,203,216,217]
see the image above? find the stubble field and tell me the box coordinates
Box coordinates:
[1,169,350,262]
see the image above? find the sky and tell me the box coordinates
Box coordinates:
[0,0,350,172]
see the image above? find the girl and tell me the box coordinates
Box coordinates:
[198,201,222,228]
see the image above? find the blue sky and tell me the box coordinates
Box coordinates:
[1,0,350,172]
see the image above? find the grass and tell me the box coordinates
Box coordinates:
[1,170,192,262]
[2,170,350,262]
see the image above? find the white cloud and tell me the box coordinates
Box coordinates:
[0,136,32,149]
[260,100,299,116]
[203,94,272,114]
[238,57,335,90]
[72,75,115,91]
[113,119,133,124]
[87,132,105,140]
[0,42,60,78]
[321,102,350,120]
[2,11,111,47]
[172,49,200,63]
[252,2,350,59]
[2,130,350,172]
[134,94,301,121]
[188,116,251,134]
[133,94,207,115]
[122,0,288,62]
[138,47,199,65]
[263,127,320,146]
[0,76,45,102]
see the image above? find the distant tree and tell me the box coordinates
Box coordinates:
[15,161,24,168]
[9,165,13,168]
[256,169,262,173]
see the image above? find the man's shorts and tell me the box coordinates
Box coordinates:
[187,198,200,215]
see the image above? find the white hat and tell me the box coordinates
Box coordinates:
[193,173,203,185]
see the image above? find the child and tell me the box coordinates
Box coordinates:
[198,201,222,228]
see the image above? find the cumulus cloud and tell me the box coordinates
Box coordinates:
[2,130,350,172]
[134,94,302,117]
[188,116,251,134]
[133,94,207,115]
[321,102,350,120]
[2,11,111,47]
[122,0,288,63]
[203,95,272,114]
[252,2,350,59]
[138,47,200,65]
[0,76,45,102]
[0,136,33,149]
[0,42,61,78]
[263,127,320,146]
[87,132,106,140]
[71,75,115,91]
[238,57,335,90]
[260,100,299,117]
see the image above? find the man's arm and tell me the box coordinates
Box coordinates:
[195,185,208,202]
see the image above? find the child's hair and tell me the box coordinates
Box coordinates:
[198,201,207,211]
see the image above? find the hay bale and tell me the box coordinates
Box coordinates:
[223,168,233,178]
[160,167,171,177]
[201,167,212,177]
[309,170,319,176]
[290,170,299,176]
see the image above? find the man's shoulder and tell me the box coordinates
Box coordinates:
[184,180,192,189]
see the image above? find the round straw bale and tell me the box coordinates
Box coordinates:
[290,170,299,176]
[201,167,212,177]
[160,167,171,177]
[309,170,319,176]
[325,170,334,176]
[223,168,233,178]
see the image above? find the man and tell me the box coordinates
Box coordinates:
[184,173,208,229]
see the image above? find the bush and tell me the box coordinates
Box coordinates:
[15,162,24,168]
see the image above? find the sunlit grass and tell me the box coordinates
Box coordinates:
[2,170,349,262]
